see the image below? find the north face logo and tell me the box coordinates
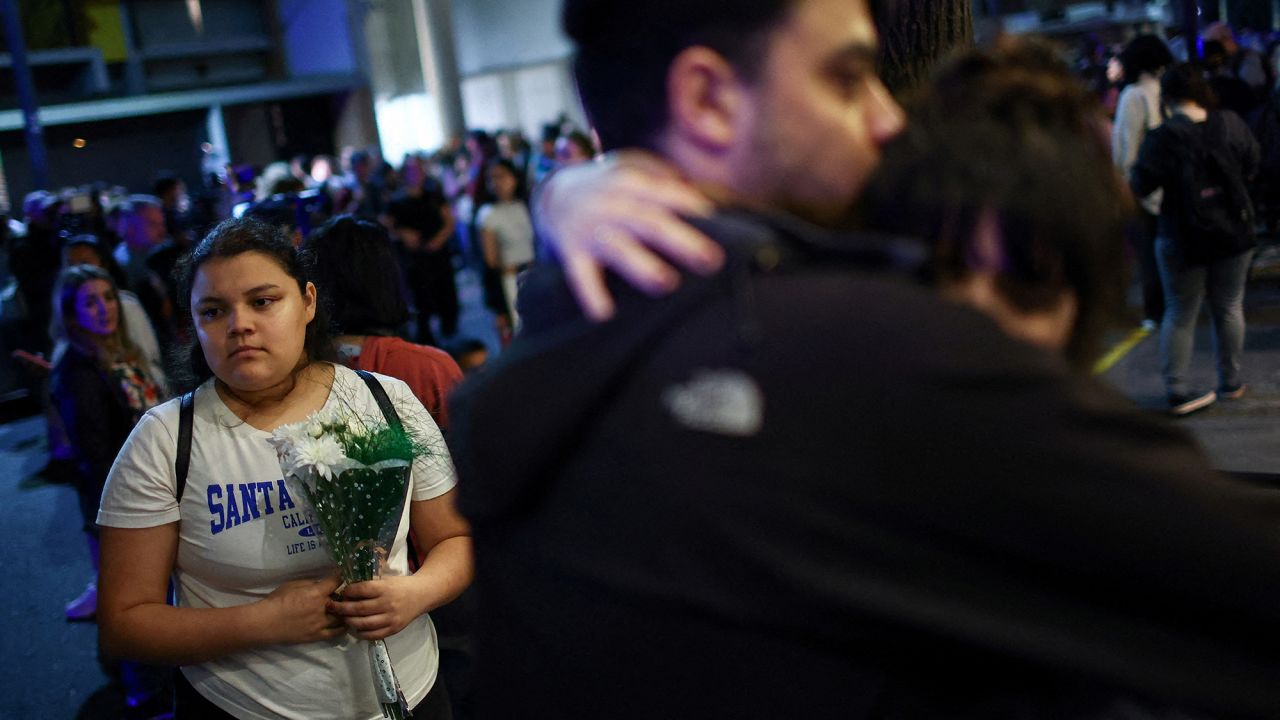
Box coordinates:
[661,369,765,437]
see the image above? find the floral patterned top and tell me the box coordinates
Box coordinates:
[110,359,162,422]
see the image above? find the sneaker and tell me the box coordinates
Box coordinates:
[65,581,97,621]
[1218,383,1247,400]
[1168,390,1217,417]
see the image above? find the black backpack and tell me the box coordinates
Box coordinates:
[1169,112,1256,264]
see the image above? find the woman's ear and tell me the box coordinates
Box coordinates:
[304,281,317,323]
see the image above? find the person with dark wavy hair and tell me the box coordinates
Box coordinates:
[95,217,472,719]
[305,215,463,430]
[864,37,1127,369]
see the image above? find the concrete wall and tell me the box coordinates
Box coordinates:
[451,0,584,138]
[451,0,571,75]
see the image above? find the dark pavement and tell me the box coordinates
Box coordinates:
[2,248,1278,719]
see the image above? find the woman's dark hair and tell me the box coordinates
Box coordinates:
[1118,34,1173,85]
[303,215,409,335]
[1161,62,1217,110]
[486,158,528,201]
[172,217,336,389]
[864,37,1128,370]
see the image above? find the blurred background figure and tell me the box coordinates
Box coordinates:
[1131,63,1261,416]
[554,130,596,168]
[49,264,163,621]
[477,158,533,341]
[386,154,461,347]
[1112,34,1175,330]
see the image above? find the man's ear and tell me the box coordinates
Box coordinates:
[665,46,747,150]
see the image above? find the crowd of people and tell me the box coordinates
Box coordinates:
[0,118,597,718]
[1,1,1278,718]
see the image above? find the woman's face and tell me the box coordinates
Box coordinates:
[488,165,517,200]
[190,251,317,393]
[74,279,119,337]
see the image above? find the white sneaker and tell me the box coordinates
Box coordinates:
[1168,390,1216,417]
[65,581,96,621]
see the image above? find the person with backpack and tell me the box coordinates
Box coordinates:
[94,218,472,719]
[1131,63,1261,416]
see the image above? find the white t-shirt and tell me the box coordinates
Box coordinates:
[98,365,456,720]
[477,201,535,269]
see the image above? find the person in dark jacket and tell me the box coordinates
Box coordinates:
[450,3,1280,718]
[1131,63,1261,416]
[49,264,162,621]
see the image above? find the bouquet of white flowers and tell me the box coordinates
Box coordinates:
[269,404,427,719]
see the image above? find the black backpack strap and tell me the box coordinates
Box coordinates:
[355,369,403,431]
[175,391,195,502]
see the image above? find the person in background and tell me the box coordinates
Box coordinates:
[341,149,386,221]
[60,235,167,393]
[310,154,337,186]
[529,123,562,186]
[497,130,531,181]
[50,264,163,622]
[386,154,461,347]
[153,173,193,249]
[110,195,173,343]
[1131,62,1261,416]
[554,130,597,167]
[443,337,488,375]
[96,217,472,719]
[1112,35,1174,330]
[12,190,64,356]
[1204,39,1259,120]
[477,159,535,337]
[306,215,464,430]
[290,154,315,189]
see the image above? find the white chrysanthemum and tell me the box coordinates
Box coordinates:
[306,420,325,438]
[272,420,311,445]
[311,406,343,428]
[268,421,314,472]
[293,435,348,479]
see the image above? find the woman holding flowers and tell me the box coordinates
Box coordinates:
[96,217,472,719]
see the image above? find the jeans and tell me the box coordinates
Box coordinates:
[1156,238,1253,396]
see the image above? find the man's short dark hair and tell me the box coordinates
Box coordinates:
[562,0,798,150]
[1161,62,1217,109]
